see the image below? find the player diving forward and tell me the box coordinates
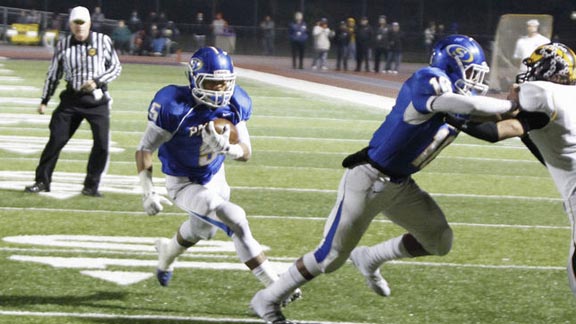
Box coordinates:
[135,46,300,303]
[251,35,521,323]
[446,42,576,298]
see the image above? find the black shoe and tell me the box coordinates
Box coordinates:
[24,182,50,193]
[81,187,102,197]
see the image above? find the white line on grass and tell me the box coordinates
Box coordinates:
[0,124,530,150]
[0,153,541,164]
[0,207,568,229]
[0,310,369,324]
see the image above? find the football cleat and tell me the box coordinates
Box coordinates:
[350,246,391,297]
[281,288,302,307]
[250,290,293,324]
[154,238,176,286]
[156,269,173,287]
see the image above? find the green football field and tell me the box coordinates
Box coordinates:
[0,58,575,324]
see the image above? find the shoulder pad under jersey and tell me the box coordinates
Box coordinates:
[228,85,253,122]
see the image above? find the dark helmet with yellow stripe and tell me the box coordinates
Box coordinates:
[516,42,576,85]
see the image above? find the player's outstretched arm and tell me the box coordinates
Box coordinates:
[430,93,517,116]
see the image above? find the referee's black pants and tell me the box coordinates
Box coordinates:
[35,93,110,191]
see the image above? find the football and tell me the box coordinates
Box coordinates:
[212,118,239,144]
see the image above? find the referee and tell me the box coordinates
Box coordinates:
[25,6,122,197]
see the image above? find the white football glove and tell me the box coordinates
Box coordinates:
[202,121,230,153]
[138,170,172,216]
[142,192,173,216]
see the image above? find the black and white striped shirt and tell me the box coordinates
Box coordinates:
[41,31,122,104]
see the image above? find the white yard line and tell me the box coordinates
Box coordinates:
[0,206,567,229]
[0,310,369,324]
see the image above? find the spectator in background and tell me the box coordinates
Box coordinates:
[346,17,356,63]
[145,11,159,32]
[17,10,28,24]
[373,15,389,73]
[385,22,403,74]
[111,20,132,55]
[424,21,436,56]
[162,21,180,54]
[289,11,308,69]
[311,18,333,71]
[91,6,105,33]
[355,16,372,72]
[149,24,168,56]
[434,23,446,44]
[192,12,207,50]
[128,10,142,33]
[449,22,459,34]
[211,12,228,37]
[513,19,550,73]
[260,15,275,56]
[157,12,168,30]
[27,10,41,24]
[334,20,351,71]
[131,29,149,56]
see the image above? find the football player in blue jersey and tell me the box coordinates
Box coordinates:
[251,35,521,323]
[135,47,301,303]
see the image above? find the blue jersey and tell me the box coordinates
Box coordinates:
[367,67,459,178]
[147,85,252,184]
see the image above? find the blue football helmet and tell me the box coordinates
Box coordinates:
[188,47,236,108]
[430,34,489,95]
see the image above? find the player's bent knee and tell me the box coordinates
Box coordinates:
[433,227,453,256]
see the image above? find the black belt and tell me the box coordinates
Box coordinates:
[342,147,408,184]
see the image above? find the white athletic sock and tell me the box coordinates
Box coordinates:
[367,235,411,272]
[251,259,279,286]
[158,235,186,271]
[266,263,307,302]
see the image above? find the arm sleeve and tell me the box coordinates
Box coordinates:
[40,41,64,104]
[516,110,550,131]
[429,93,516,115]
[137,121,173,152]
[235,120,252,155]
[445,115,500,143]
[94,35,122,86]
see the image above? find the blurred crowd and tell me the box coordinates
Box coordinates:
[7,6,461,67]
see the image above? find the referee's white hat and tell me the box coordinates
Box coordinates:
[69,6,91,23]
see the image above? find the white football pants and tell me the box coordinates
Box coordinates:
[563,194,576,298]
[164,167,263,262]
[303,163,453,275]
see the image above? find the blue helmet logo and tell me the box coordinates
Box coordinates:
[446,44,474,63]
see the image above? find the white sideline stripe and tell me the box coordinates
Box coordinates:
[0,207,568,230]
[236,67,395,111]
[0,310,366,324]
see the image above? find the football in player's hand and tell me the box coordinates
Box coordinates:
[213,118,239,144]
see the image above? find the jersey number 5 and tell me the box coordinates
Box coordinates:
[148,102,161,122]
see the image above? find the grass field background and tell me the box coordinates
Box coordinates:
[0,58,575,324]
